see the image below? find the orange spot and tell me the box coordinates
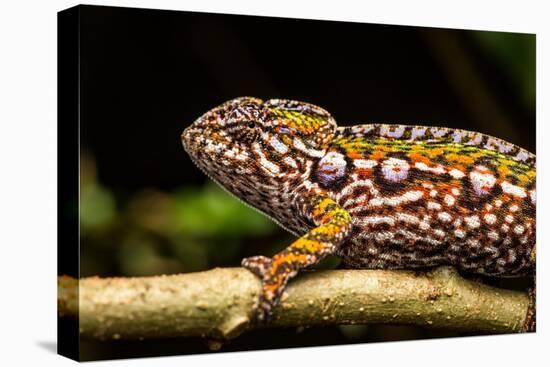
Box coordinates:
[347,151,362,160]
[270,252,309,276]
[409,152,431,165]
[291,238,325,254]
[517,174,530,184]
[370,151,386,161]
[425,148,444,158]
[447,153,474,165]
[355,168,372,177]
[313,224,341,236]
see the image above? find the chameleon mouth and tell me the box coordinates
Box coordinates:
[181,125,207,160]
[181,126,194,153]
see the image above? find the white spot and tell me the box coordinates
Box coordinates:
[410,127,428,140]
[501,224,510,232]
[438,212,452,223]
[469,168,496,196]
[292,136,307,151]
[509,204,519,213]
[283,156,298,168]
[484,213,497,225]
[485,203,493,211]
[381,157,410,182]
[356,216,396,227]
[505,214,514,224]
[452,130,467,143]
[375,231,394,242]
[488,231,499,241]
[414,162,446,175]
[269,136,288,154]
[466,133,483,146]
[515,150,531,162]
[464,215,480,229]
[380,125,405,138]
[427,201,442,210]
[430,190,438,198]
[501,181,527,198]
[448,169,465,179]
[353,159,378,169]
[451,188,460,196]
[254,144,280,176]
[419,221,431,230]
[342,193,368,209]
[454,229,465,238]
[386,197,400,206]
[430,127,449,138]
[367,190,424,208]
[366,197,384,208]
[444,194,455,206]
[453,218,462,228]
[514,225,525,235]
[403,190,425,202]
[495,199,503,208]
[396,213,420,225]
[433,229,446,238]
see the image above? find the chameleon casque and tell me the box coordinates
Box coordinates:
[182,97,536,331]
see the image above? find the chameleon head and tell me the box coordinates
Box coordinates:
[182,97,337,211]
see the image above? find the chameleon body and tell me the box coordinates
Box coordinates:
[182,97,536,330]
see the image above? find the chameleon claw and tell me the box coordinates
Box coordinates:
[242,255,273,280]
[242,255,279,323]
[255,293,276,324]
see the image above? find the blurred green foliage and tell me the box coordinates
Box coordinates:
[80,184,116,232]
[171,184,275,238]
[80,152,282,277]
[473,31,535,107]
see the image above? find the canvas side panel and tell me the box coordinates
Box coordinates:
[57,5,80,362]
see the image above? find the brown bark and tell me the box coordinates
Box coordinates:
[58,267,529,341]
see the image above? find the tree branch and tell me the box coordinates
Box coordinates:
[58,267,529,342]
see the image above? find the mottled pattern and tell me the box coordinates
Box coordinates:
[182,97,536,328]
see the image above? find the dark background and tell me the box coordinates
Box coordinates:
[73,4,535,361]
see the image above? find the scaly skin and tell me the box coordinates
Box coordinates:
[182,97,536,330]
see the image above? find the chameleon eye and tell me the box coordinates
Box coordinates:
[228,122,259,144]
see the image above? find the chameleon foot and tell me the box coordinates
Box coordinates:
[241,255,282,324]
[242,255,272,279]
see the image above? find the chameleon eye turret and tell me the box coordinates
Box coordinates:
[182,97,535,330]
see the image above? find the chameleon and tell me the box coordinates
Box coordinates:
[181,97,536,331]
